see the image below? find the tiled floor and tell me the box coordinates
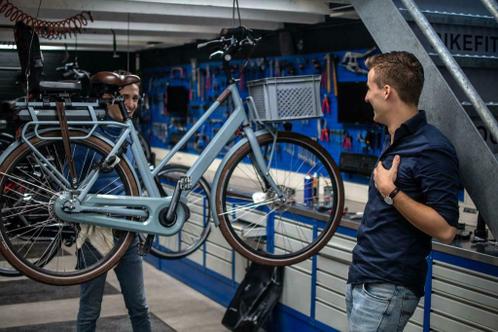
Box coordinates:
[0,261,229,331]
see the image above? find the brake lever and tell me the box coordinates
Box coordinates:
[209,50,225,60]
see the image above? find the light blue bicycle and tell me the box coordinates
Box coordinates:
[0,27,344,285]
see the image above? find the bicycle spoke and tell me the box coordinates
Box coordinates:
[0,172,57,197]
[2,203,49,219]
[0,135,138,284]
[17,220,49,258]
[6,218,56,238]
[96,177,122,194]
[15,165,53,191]
[237,162,266,190]
[218,198,279,216]
[218,133,342,265]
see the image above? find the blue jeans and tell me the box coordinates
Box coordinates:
[345,283,419,332]
[77,236,151,332]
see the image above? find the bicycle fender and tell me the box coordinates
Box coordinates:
[0,128,142,195]
[209,129,270,226]
[0,139,22,166]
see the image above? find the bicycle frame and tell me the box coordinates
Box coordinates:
[16,83,284,236]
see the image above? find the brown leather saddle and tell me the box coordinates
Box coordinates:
[90,72,141,121]
[90,71,141,87]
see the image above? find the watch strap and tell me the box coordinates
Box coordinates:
[389,187,400,200]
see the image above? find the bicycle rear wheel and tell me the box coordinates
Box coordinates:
[0,133,21,277]
[0,253,21,277]
[144,164,211,259]
[0,130,139,285]
[214,131,344,266]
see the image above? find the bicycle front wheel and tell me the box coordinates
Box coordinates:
[215,131,344,266]
[0,131,139,285]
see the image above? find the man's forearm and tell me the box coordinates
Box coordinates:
[393,191,456,244]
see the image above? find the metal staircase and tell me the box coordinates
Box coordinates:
[343,0,498,237]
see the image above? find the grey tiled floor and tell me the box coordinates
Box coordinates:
[0,262,229,331]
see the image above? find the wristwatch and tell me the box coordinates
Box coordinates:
[384,187,400,205]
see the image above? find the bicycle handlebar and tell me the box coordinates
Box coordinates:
[196,26,260,61]
[197,38,225,49]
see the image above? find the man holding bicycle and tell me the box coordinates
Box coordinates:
[346,51,460,331]
[77,72,151,332]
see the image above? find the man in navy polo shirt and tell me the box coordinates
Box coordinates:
[346,51,460,331]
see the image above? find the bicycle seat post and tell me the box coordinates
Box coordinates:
[117,97,129,121]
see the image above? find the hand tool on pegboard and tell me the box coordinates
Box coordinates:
[196,67,201,99]
[325,53,332,94]
[239,63,245,90]
[342,130,352,150]
[319,119,329,143]
[322,94,331,115]
[312,58,322,75]
[339,47,376,75]
[212,66,220,94]
[330,54,338,97]
[297,57,306,73]
[190,59,197,101]
[205,64,211,97]
[162,82,168,115]
[256,58,265,75]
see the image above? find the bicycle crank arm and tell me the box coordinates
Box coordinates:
[53,194,188,236]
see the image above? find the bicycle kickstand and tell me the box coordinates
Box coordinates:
[138,234,155,256]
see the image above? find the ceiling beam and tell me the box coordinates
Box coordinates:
[0,30,192,47]
[0,17,220,35]
[124,0,330,15]
[11,0,325,25]
[0,44,143,51]
[0,10,283,31]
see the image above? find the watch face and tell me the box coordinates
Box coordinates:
[384,196,393,205]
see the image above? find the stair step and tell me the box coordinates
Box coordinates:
[400,8,498,28]
[428,53,498,69]
[397,0,494,22]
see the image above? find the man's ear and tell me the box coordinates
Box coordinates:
[383,84,391,100]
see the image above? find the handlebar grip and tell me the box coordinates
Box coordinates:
[197,38,223,49]
[197,41,209,49]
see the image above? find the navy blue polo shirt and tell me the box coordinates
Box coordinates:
[347,110,460,297]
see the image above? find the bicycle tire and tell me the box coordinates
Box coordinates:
[143,164,211,259]
[0,130,139,285]
[0,253,21,277]
[0,134,22,277]
[215,131,344,266]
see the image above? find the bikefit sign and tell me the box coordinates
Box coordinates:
[432,24,498,56]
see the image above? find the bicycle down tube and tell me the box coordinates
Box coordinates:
[53,83,283,236]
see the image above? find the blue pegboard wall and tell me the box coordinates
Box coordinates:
[141,49,386,183]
